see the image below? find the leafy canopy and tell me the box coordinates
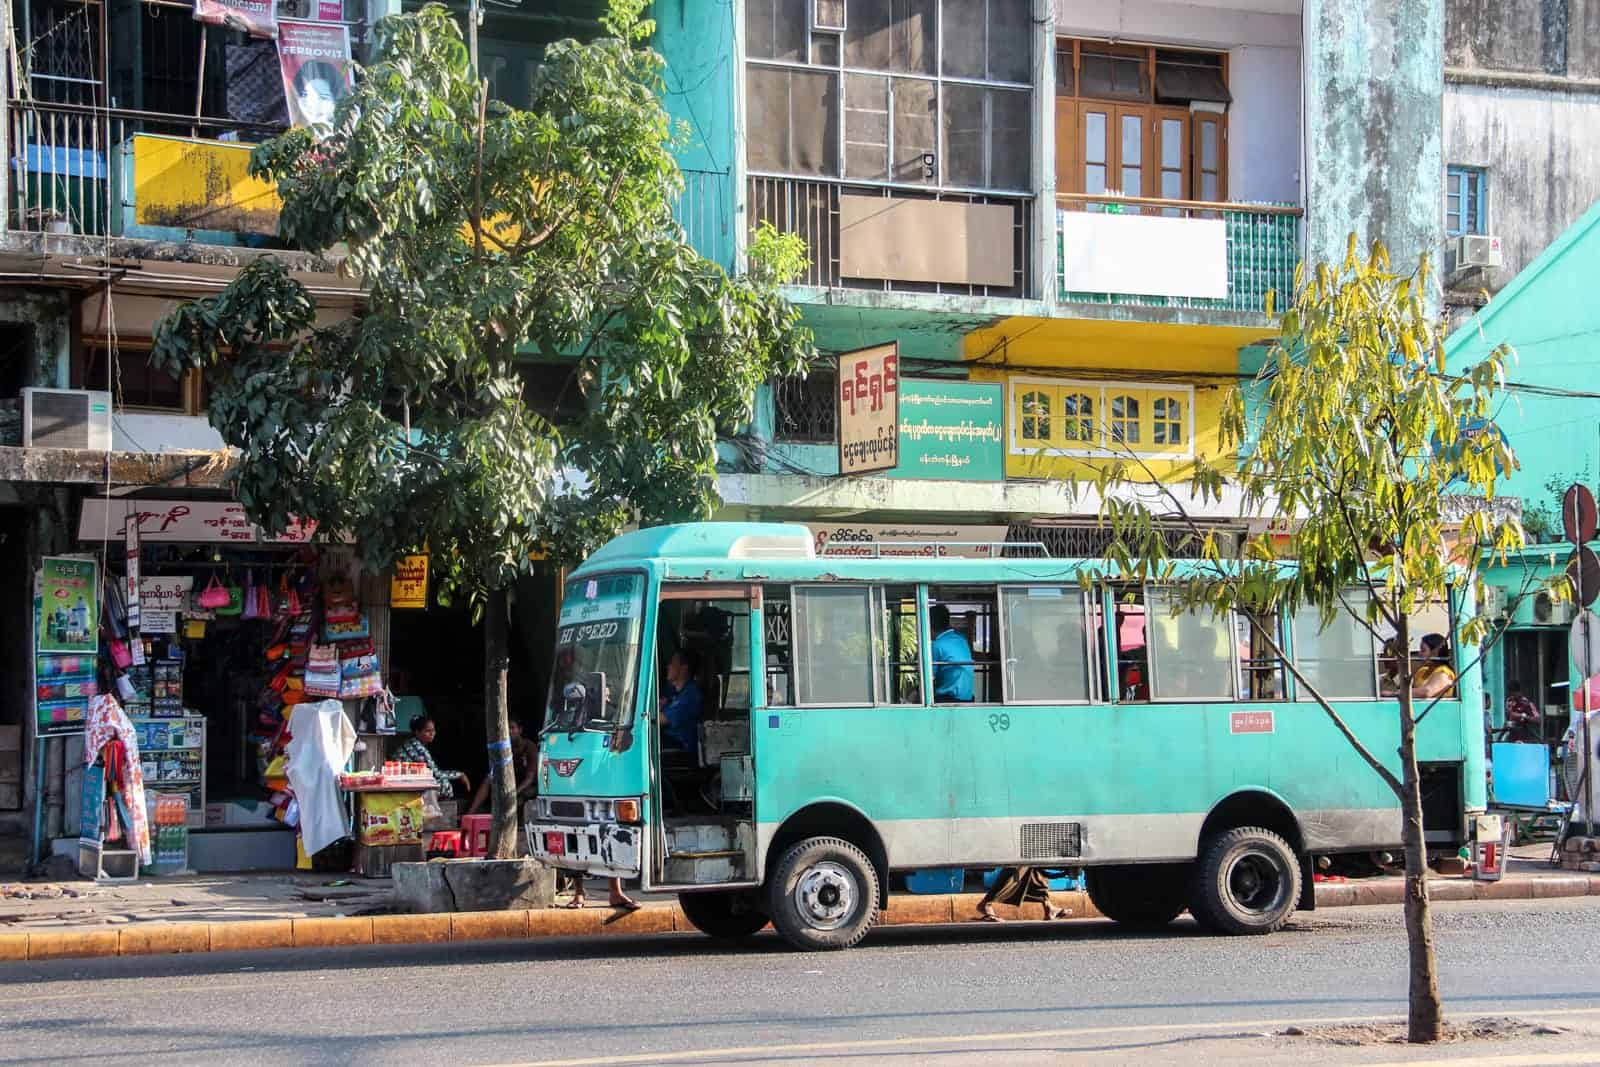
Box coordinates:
[152,1,814,601]
[1095,240,1528,656]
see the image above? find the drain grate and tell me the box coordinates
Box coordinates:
[1020,822,1082,859]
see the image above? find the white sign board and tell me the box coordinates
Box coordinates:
[79,499,323,544]
[808,523,1009,559]
[1059,210,1228,300]
[138,576,194,612]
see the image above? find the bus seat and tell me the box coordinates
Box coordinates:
[700,719,750,767]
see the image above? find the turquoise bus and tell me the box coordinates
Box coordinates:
[529,522,1484,950]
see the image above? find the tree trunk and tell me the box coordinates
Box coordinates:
[1395,618,1443,1043]
[484,585,518,859]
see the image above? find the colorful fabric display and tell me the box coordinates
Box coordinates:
[36,655,96,678]
[85,694,151,865]
[336,638,375,660]
[303,643,342,698]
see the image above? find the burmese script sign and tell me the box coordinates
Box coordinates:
[837,343,899,476]
[79,500,320,544]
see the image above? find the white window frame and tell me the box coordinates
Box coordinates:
[1007,375,1197,461]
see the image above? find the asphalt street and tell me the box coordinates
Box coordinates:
[2,898,1598,1066]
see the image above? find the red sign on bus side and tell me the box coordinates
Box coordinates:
[1230,711,1275,735]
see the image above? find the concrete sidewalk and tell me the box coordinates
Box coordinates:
[3,845,1596,962]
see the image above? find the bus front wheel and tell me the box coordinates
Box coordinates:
[1189,826,1301,935]
[768,836,879,951]
[678,889,770,942]
[1084,864,1190,929]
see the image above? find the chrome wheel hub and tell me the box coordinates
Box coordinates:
[794,861,856,930]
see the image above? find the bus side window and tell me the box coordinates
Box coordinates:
[1291,593,1378,700]
[1001,586,1093,703]
[876,584,922,705]
[1112,587,1149,702]
[1236,611,1286,700]
[928,585,999,704]
[764,587,793,707]
[792,586,875,706]
[1379,597,1457,699]
[1148,587,1234,701]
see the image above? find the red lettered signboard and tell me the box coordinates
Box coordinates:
[837,343,899,476]
[1230,710,1275,735]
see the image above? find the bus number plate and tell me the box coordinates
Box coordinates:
[1230,711,1275,735]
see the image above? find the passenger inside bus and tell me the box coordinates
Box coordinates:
[929,604,975,702]
[1412,633,1456,698]
[1115,597,1149,701]
[658,649,705,753]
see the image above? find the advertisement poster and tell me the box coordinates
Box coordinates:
[138,576,195,614]
[277,20,354,129]
[390,554,429,609]
[79,499,330,544]
[837,343,899,475]
[808,523,1009,560]
[125,517,141,631]
[192,0,277,38]
[37,557,99,655]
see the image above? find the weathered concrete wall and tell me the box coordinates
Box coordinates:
[1443,82,1600,297]
[1446,0,1600,78]
[1302,0,1444,277]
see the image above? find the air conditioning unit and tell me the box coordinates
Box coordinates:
[21,388,112,450]
[1451,234,1503,272]
[1481,584,1509,623]
[1524,589,1577,627]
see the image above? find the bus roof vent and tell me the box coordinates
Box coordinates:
[728,533,816,561]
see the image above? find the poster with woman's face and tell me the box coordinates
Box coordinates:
[277,20,353,129]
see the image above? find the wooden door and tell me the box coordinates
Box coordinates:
[1192,111,1226,204]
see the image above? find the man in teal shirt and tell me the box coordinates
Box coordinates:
[930,604,975,702]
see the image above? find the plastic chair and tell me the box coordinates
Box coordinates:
[427,830,464,857]
[460,814,492,858]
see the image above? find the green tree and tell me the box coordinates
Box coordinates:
[151,1,814,858]
[1091,241,1546,1043]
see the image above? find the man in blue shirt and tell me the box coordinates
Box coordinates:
[658,648,705,751]
[930,604,975,702]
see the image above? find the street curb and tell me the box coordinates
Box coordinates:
[3,874,1597,962]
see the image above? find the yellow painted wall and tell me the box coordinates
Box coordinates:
[132,135,280,236]
[964,317,1265,483]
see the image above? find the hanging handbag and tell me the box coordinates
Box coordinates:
[197,574,231,610]
[241,570,262,620]
[215,580,244,617]
[108,637,134,670]
[276,572,302,618]
[322,613,369,643]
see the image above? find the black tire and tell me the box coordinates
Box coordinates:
[1084,863,1190,929]
[1189,826,1301,935]
[678,889,769,942]
[767,836,879,951]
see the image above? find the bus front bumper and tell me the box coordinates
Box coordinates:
[528,821,642,878]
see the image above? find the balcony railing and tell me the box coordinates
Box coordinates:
[1056,194,1302,316]
[674,168,734,270]
[748,175,1034,299]
[7,99,284,238]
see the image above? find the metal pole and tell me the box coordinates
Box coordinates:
[30,736,47,867]
[467,0,479,80]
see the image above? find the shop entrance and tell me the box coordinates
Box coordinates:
[1503,628,1570,747]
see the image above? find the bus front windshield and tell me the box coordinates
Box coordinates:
[546,573,645,732]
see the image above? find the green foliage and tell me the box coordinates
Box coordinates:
[1093,240,1551,700]
[152,2,814,602]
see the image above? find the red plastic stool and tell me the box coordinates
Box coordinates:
[460,814,492,858]
[427,830,464,857]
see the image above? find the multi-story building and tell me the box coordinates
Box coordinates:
[1441,0,1600,325]
[654,0,1443,555]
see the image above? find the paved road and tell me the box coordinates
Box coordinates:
[2,898,1599,1066]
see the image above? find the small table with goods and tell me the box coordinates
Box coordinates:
[339,761,436,877]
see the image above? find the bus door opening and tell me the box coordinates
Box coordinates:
[653,587,757,886]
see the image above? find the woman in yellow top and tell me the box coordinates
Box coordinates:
[1411,633,1457,699]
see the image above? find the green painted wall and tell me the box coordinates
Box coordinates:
[1446,201,1600,511]
[652,0,738,269]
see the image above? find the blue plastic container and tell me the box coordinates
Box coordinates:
[905,868,965,894]
[1490,742,1551,808]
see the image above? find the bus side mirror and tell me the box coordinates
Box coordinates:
[585,671,607,719]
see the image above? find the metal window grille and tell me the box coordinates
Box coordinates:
[1008,522,1241,560]
[773,371,836,444]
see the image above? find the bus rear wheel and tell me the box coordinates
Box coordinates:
[1085,864,1190,929]
[1189,826,1300,935]
[768,836,879,951]
[678,889,770,942]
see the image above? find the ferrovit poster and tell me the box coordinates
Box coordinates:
[277,20,354,129]
[193,0,277,39]
[37,557,99,655]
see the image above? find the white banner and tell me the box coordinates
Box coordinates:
[1059,210,1227,300]
[138,576,195,612]
[79,499,322,544]
[808,523,1009,559]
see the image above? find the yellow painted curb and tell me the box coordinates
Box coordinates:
[210,918,295,953]
[0,933,30,961]
[450,910,531,942]
[27,929,119,960]
[292,916,374,948]
[119,924,211,956]
[373,913,450,945]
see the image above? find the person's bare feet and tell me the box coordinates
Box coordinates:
[610,891,642,911]
[1045,904,1069,921]
[978,902,1003,922]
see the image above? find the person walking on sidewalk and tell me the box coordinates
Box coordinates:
[977,868,1069,922]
